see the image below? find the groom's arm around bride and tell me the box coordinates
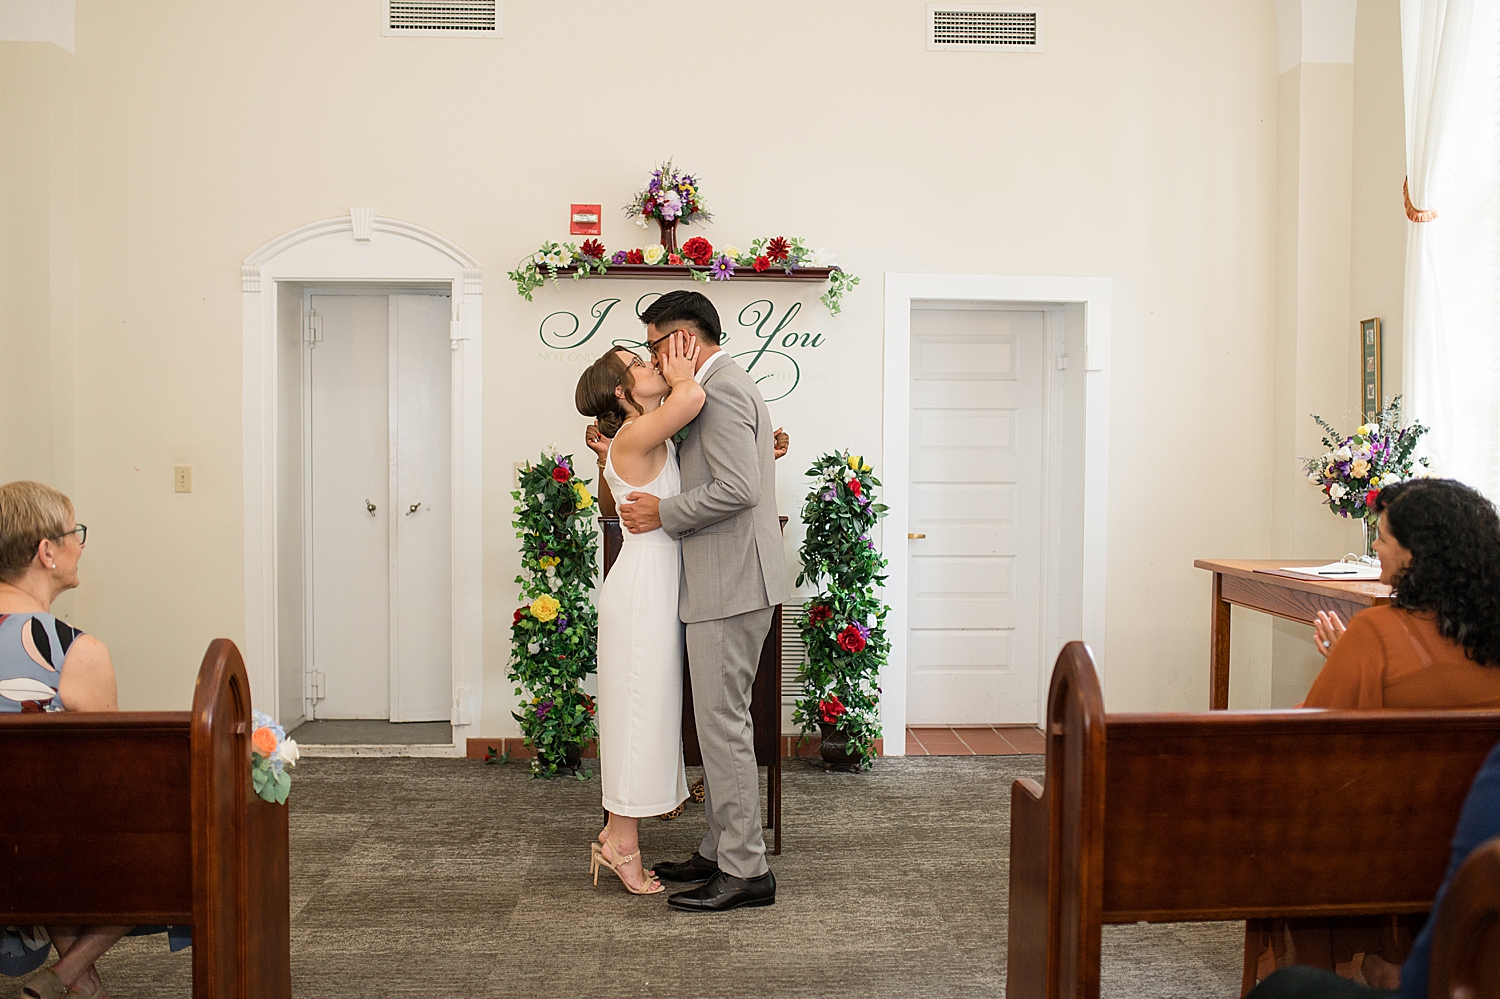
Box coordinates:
[619,290,790,912]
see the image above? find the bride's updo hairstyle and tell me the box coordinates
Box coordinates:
[575,348,642,438]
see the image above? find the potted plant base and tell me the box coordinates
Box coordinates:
[818,723,862,770]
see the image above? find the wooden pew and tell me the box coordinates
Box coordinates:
[0,639,291,998]
[1006,642,1500,999]
[1429,836,1500,999]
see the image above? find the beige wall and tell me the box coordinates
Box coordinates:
[0,0,1405,729]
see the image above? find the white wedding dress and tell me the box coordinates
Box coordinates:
[597,435,689,817]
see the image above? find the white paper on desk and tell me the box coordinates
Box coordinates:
[1277,562,1382,580]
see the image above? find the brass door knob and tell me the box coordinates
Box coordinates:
[908,533,926,539]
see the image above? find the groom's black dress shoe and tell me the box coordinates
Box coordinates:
[651,851,718,883]
[667,870,776,912]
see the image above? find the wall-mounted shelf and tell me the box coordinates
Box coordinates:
[545,264,836,282]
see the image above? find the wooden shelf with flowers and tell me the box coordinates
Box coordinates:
[507,161,860,314]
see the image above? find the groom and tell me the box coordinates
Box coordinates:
[618,289,789,912]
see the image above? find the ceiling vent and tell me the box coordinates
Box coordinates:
[927,5,1043,51]
[384,0,501,36]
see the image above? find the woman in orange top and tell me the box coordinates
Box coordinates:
[1249,477,1500,990]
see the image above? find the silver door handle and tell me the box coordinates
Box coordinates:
[406,502,422,516]
[366,500,377,516]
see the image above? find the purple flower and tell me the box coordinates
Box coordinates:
[611,250,628,265]
[535,699,553,720]
[854,623,871,642]
[711,255,735,281]
[555,616,568,631]
[822,488,837,501]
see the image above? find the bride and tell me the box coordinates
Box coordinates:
[573,331,703,895]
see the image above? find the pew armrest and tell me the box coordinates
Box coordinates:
[1008,777,1051,999]
[1428,836,1500,999]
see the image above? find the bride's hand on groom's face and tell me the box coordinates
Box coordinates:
[660,330,699,386]
[619,492,663,533]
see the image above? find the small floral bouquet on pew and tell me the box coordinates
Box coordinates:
[250,710,299,804]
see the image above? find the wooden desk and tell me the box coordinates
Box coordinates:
[1194,559,1392,710]
[600,517,785,854]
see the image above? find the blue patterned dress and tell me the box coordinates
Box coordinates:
[0,612,83,713]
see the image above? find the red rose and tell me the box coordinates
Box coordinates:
[668,253,683,265]
[513,606,529,624]
[819,696,847,725]
[552,466,571,483]
[682,236,714,266]
[753,255,770,272]
[1365,489,1380,509]
[837,625,867,653]
[626,249,645,265]
[807,603,833,624]
[766,236,791,262]
[848,478,862,497]
[580,239,605,259]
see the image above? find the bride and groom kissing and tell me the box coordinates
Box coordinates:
[575,289,788,912]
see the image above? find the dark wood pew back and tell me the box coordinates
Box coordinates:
[1429,836,1500,999]
[0,639,290,998]
[1008,642,1500,999]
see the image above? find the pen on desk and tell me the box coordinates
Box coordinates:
[1319,569,1358,575]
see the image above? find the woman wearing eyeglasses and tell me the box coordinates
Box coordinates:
[0,480,127,999]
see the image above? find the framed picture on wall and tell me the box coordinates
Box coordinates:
[1360,318,1382,421]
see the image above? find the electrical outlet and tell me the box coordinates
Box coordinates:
[174,464,193,493]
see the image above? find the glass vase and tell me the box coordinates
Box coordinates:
[657,218,679,256]
[1361,516,1379,563]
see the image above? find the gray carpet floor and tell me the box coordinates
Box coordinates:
[287,719,453,745]
[89,756,1242,998]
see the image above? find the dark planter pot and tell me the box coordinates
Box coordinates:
[538,744,584,774]
[819,723,861,770]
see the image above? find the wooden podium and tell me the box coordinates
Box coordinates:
[600,517,784,855]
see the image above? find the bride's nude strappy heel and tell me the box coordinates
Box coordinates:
[591,838,664,895]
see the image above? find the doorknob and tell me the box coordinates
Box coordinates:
[406,502,422,516]
[908,533,926,539]
[365,500,377,516]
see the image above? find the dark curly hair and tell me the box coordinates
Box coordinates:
[1373,478,1500,667]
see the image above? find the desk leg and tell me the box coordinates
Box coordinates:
[1210,572,1231,710]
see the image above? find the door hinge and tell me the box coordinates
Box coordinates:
[1055,353,1068,370]
[307,669,326,701]
[303,311,324,347]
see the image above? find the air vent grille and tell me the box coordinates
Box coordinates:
[385,0,499,35]
[781,602,808,707]
[928,5,1042,50]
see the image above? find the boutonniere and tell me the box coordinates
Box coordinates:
[673,426,691,444]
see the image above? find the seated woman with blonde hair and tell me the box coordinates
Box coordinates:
[1248,477,1500,990]
[0,480,130,999]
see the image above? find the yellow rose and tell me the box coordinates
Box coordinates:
[1357,423,1378,436]
[573,482,594,510]
[1350,458,1370,479]
[529,594,560,622]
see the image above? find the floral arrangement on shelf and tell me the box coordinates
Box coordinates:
[793,452,890,769]
[1302,397,1430,557]
[509,452,600,779]
[250,710,299,804]
[624,159,712,229]
[506,232,860,315]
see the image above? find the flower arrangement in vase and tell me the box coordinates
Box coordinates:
[1302,397,1430,560]
[623,159,712,255]
[250,710,299,804]
[793,452,890,769]
[509,452,600,778]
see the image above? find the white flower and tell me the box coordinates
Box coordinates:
[811,247,837,267]
[533,252,546,266]
[527,642,540,655]
[636,218,648,228]
[1333,446,1352,460]
[643,244,666,265]
[722,244,742,261]
[274,738,300,768]
[557,246,575,266]
[1307,471,1322,484]
[1329,483,1347,500]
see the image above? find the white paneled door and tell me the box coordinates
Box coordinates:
[907,308,1046,724]
[308,292,452,722]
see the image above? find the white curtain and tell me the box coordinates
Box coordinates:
[1401,0,1500,498]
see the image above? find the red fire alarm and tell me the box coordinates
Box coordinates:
[570,204,602,236]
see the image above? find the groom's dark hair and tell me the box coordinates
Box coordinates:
[640,290,722,345]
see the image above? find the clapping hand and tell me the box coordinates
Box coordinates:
[773,428,789,460]
[1313,610,1346,658]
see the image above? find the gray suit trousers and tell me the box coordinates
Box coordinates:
[687,605,775,879]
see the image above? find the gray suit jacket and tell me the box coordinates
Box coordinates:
[659,356,791,624]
